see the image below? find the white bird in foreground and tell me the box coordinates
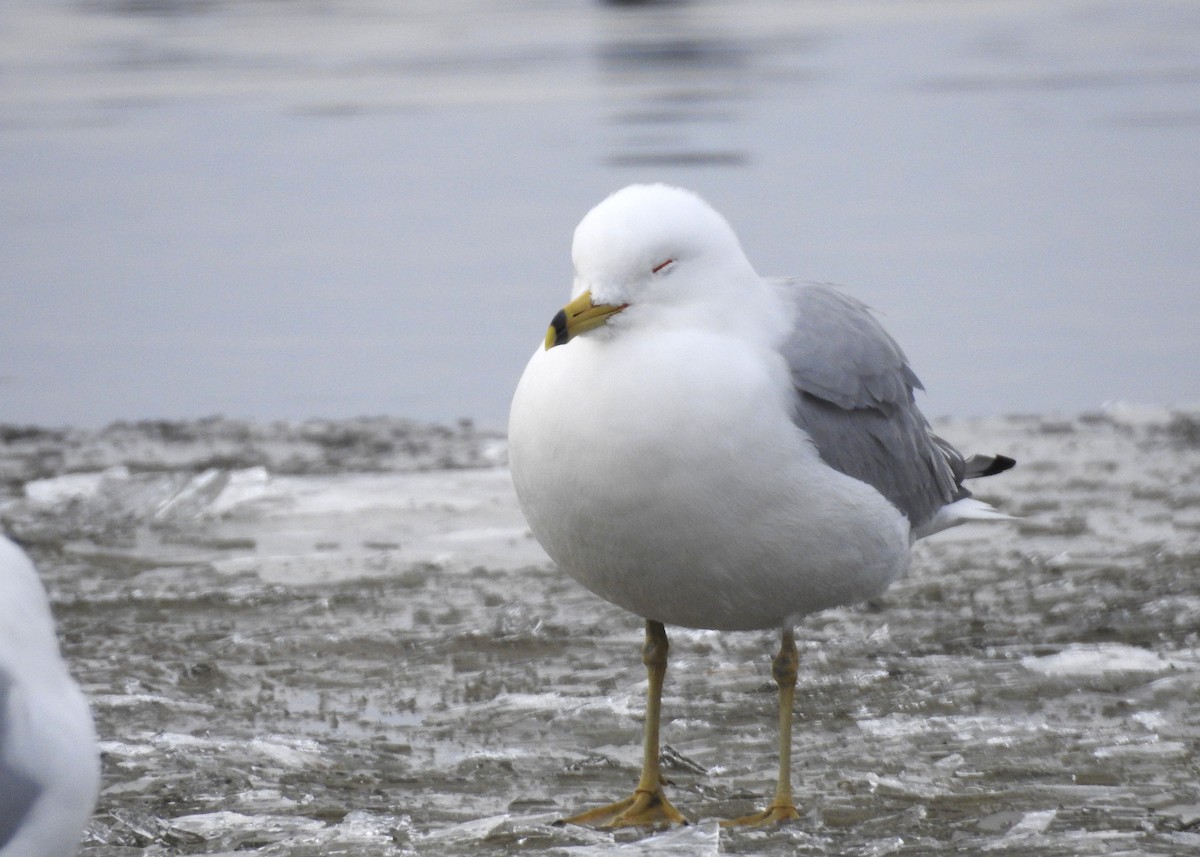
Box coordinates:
[1,535,100,856]
[508,184,1014,827]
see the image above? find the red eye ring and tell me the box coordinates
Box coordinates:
[652,259,675,274]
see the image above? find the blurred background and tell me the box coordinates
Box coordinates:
[3,0,1198,431]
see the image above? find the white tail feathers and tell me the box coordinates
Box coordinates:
[913,497,1015,540]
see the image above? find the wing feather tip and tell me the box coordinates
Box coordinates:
[965,453,1016,479]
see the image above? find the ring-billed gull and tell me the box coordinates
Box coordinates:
[508,184,1014,827]
[1,535,100,855]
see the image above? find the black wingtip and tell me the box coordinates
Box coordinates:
[979,454,1017,477]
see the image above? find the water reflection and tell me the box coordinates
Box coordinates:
[81,0,220,17]
[595,5,752,167]
[3,0,1197,427]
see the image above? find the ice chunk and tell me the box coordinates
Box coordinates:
[1021,644,1198,675]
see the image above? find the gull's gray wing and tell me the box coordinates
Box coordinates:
[777,281,966,531]
[0,667,42,849]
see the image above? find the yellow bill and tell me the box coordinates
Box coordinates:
[544,290,629,349]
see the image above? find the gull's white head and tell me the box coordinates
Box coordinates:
[571,184,755,306]
[542,185,765,350]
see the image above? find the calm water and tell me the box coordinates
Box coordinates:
[3,0,1199,429]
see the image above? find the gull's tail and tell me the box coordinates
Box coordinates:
[914,450,1017,540]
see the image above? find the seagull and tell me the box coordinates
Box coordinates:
[1,535,100,856]
[508,184,1014,827]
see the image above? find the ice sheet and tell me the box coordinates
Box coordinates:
[2,409,1197,854]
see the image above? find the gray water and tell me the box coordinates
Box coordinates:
[3,0,1199,429]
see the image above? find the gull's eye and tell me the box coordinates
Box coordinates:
[652,259,675,274]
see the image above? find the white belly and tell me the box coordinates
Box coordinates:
[508,329,911,631]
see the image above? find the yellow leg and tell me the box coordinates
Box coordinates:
[558,620,689,828]
[722,626,802,827]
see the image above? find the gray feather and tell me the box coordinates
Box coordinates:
[779,282,966,530]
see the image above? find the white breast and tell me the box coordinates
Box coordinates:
[508,325,911,632]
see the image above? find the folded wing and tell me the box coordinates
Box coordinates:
[777,282,1012,536]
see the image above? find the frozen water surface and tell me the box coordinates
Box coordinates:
[1,408,1199,855]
